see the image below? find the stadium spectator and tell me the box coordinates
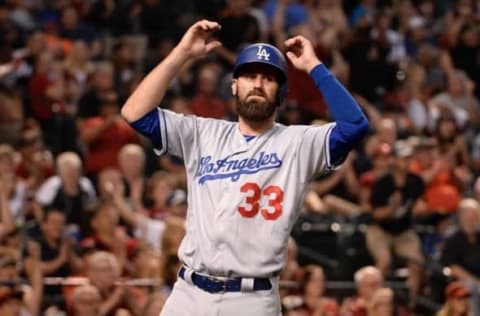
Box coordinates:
[436,281,474,316]
[366,140,425,305]
[298,265,339,315]
[35,151,96,227]
[441,198,480,316]
[118,144,147,212]
[80,201,137,273]
[86,251,140,316]
[24,207,81,311]
[77,61,115,119]
[79,91,139,176]
[189,61,228,119]
[409,137,462,225]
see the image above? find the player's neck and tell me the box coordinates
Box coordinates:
[238,116,275,136]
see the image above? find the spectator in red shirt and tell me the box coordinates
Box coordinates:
[79,91,139,176]
[189,61,227,119]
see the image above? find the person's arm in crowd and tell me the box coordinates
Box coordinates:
[449,264,480,283]
[99,283,131,316]
[67,241,84,273]
[124,287,142,316]
[25,239,68,276]
[0,178,15,240]
[372,191,401,220]
[107,182,142,229]
[310,169,346,195]
[271,0,288,50]
[465,79,480,125]
[341,153,360,197]
[353,94,381,132]
[121,20,221,123]
[24,241,43,316]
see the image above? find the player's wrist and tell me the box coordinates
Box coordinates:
[306,60,322,74]
[171,45,193,63]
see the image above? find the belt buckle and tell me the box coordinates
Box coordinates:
[219,279,227,293]
[208,276,227,293]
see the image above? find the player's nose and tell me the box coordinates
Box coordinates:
[252,75,263,88]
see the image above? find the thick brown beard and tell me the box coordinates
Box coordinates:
[235,95,276,122]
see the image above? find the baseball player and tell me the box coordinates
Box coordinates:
[121,20,369,316]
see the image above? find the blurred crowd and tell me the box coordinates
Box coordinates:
[0,0,480,315]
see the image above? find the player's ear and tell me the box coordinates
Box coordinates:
[231,79,237,96]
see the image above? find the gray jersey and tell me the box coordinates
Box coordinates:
[154,108,335,278]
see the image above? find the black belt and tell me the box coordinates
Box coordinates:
[178,267,272,293]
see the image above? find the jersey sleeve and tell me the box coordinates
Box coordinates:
[129,108,196,159]
[297,122,336,178]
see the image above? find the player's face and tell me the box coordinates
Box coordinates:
[232,63,280,122]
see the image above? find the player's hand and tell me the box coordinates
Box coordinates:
[284,36,321,73]
[177,20,222,60]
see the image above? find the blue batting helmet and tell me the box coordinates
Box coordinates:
[233,43,288,101]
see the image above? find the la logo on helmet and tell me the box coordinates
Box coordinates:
[256,45,270,61]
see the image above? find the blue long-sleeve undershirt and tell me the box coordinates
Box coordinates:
[309,64,369,165]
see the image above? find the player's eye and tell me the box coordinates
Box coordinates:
[264,74,276,82]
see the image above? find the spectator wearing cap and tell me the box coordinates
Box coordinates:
[436,281,473,316]
[441,198,480,316]
[366,140,426,305]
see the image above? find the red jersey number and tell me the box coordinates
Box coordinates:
[238,183,283,220]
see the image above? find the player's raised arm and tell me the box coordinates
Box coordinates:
[285,36,369,165]
[121,20,221,123]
